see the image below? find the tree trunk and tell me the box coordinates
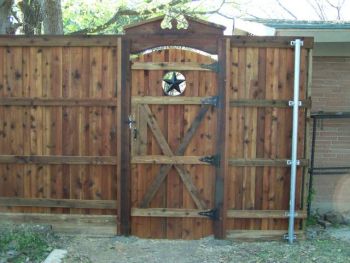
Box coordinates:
[20,0,42,35]
[41,0,63,34]
[0,0,13,34]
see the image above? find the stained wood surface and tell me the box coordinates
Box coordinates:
[0,197,117,209]
[0,37,309,240]
[302,50,313,230]
[131,62,214,71]
[117,38,131,235]
[131,208,306,219]
[132,96,214,104]
[230,99,311,108]
[0,155,117,164]
[0,97,117,106]
[229,36,313,49]
[0,212,117,236]
[227,230,305,241]
[226,45,308,232]
[0,46,120,217]
[130,48,217,239]
[0,36,122,47]
[124,15,225,36]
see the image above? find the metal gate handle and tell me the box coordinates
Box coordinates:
[127,114,138,141]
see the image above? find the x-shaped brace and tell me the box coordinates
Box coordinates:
[139,104,210,210]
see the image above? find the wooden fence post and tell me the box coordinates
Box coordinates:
[213,38,230,238]
[117,38,132,235]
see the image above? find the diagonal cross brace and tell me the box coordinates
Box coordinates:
[139,104,210,210]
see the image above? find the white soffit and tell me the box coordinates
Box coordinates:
[234,19,276,36]
[276,29,350,42]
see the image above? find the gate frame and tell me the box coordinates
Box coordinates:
[122,16,229,238]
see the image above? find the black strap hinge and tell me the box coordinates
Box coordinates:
[200,62,219,73]
[198,208,218,220]
[200,96,219,107]
[199,154,220,167]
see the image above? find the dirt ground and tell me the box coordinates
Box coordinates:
[57,226,350,263]
[1,224,349,262]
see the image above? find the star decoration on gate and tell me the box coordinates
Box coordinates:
[162,72,185,95]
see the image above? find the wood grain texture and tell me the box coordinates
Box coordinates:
[0,36,309,239]
[0,36,122,47]
[226,44,308,233]
[138,104,206,210]
[0,97,118,106]
[0,45,119,218]
[0,212,117,236]
[131,208,307,219]
[0,197,117,209]
[132,62,215,71]
[130,48,217,239]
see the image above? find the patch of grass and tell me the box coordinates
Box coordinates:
[310,238,350,262]
[0,225,52,263]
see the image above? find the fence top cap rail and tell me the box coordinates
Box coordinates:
[0,35,123,47]
[227,35,314,48]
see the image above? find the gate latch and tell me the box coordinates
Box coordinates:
[127,114,138,140]
[198,208,218,220]
[199,154,220,167]
[127,114,136,129]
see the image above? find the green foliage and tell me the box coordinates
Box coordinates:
[61,0,213,34]
[11,0,227,35]
[62,0,137,34]
[0,225,51,263]
[306,213,318,226]
[306,187,317,226]
[307,187,316,207]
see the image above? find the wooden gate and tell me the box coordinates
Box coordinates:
[130,48,219,238]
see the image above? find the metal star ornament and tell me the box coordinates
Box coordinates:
[162,72,186,96]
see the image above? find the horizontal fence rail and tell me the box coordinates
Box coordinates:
[0,98,118,107]
[0,197,117,209]
[0,155,117,165]
[131,208,307,219]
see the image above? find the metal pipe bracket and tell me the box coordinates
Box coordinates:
[283,233,297,241]
[287,160,300,166]
[290,40,304,46]
[288,101,302,107]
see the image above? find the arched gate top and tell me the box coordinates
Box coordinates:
[124,15,226,54]
[124,15,226,36]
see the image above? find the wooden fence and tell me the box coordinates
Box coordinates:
[0,37,123,234]
[0,16,313,240]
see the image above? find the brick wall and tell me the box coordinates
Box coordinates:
[314,120,350,167]
[311,56,350,213]
[312,57,350,112]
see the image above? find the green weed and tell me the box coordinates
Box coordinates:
[0,225,51,263]
[306,214,318,226]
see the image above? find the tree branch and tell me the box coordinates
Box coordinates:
[69,0,236,35]
[307,0,327,20]
[325,0,346,20]
[276,0,297,19]
[70,0,187,34]
[70,9,121,34]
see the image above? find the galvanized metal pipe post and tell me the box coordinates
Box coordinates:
[288,39,303,244]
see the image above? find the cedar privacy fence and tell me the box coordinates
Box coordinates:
[0,16,313,241]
